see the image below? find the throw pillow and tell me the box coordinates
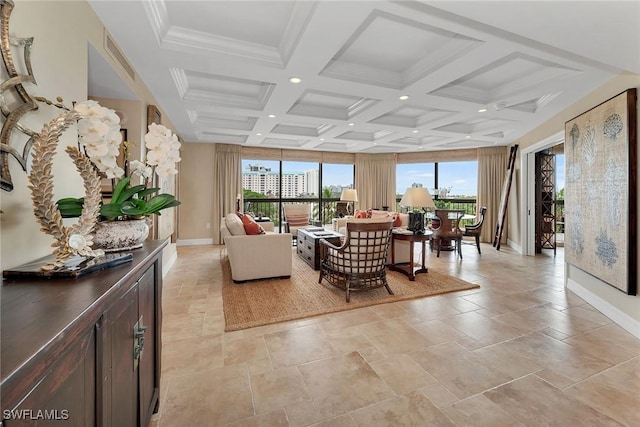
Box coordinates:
[354,209,368,219]
[225,212,246,235]
[391,212,402,227]
[239,213,265,235]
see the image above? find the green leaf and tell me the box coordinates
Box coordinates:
[121,199,147,216]
[100,203,124,220]
[114,184,146,204]
[110,177,131,203]
[145,194,177,214]
[137,187,160,198]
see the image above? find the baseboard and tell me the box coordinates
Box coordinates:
[567,278,640,339]
[177,238,214,246]
[163,250,177,278]
[507,239,522,254]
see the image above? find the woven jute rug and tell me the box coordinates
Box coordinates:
[222,253,480,331]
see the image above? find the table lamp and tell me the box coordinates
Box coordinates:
[340,188,358,216]
[399,187,435,234]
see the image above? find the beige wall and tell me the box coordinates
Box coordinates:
[510,72,640,326]
[178,143,216,240]
[1,1,179,271]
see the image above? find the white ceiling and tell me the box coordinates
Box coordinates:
[88,0,639,153]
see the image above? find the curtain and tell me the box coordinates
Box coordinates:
[355,153,396,211]
[477,147,509,243]
[212,144,242,244]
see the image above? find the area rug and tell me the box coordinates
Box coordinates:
[222,253,480,331]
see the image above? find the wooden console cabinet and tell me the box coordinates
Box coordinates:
[0,241,167,426]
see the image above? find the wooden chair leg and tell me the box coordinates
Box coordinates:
[457,238,463,259]
[436,238,441,257]
[475,235,481,254]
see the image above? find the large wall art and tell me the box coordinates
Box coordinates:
[564,89,637,295]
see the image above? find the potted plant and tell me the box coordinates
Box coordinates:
[56,101,181,251]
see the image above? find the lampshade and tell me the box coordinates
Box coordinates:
[399,187,435,209]
[340,188,358,202]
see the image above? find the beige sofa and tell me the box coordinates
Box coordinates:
[221,214,292,282]
[335,211,412,264]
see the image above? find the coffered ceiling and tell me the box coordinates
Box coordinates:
[88,1,639,153]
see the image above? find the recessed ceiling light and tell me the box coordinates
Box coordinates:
[288,77,302,84]
[412,130,419,133]
[399,95,409,100]
[418,145,423,149]
[478,108,488,113]
[320,138,325,141]
[373,142,377,145]
[348,122,355,126]
[267,114,276,118]
[256,133,262,136]
[465,135,471,139]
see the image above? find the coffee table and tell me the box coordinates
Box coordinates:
[389,230,433,281]
[297,229,342,270]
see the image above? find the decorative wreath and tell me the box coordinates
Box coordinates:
[28,110,104,270]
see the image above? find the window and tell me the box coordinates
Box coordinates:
[436,161,478,198]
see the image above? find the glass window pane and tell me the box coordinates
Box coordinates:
[282,161,320,223]
[322,163,354,221]
[396,163,435,211]
[241,159,281,222]
[436,161,478,198]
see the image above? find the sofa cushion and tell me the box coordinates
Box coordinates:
[240,213,265,235]
[225,212,246,236]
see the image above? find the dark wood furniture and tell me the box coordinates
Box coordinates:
[431,209,464,259]
[319,221,394,302]
[297,228,342,270]
[1,240,166,426]
[463,207,487,254]
[389,230,433,281]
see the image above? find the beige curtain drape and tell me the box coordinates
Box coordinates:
[355,153,396,211]
[477,147,509,243]
[212,144,242,244]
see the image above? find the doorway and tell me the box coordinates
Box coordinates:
[520,132,564,256]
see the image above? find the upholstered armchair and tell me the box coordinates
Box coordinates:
[462,206,487,254]
[318,219,394,302]
[282,203,313,244]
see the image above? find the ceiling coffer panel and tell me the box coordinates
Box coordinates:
[369,105,458,128]
[178,70,275,110]
[288,90,379,120]
[429,53,581,104]
[320,10,482,89]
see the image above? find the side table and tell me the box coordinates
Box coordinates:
[389,230,433,281]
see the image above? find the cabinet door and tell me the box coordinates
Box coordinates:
[137,266,158,426]
[3,328,96,426]
[106,284,138,427]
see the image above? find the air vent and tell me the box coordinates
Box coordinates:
[104,31,136,82]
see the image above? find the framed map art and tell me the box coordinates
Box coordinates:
[564,89,637,295]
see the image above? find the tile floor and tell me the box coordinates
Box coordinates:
[152,243,640,426]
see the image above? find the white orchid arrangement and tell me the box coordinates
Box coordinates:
[57,100,181,221]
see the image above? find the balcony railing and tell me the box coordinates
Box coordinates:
[243,197,478,229]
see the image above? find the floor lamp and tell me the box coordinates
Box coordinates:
[399,187,435,234]
[340,189,358,216]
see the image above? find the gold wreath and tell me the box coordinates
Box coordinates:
[28,109,104,270]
